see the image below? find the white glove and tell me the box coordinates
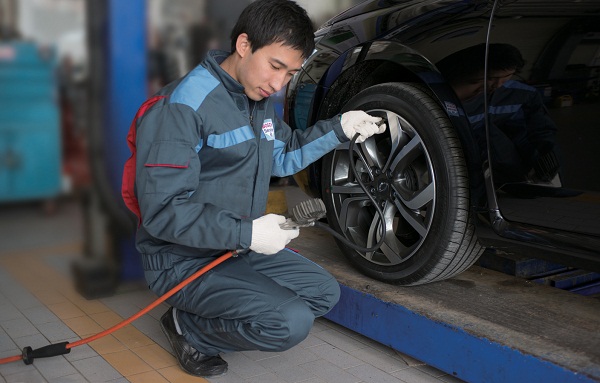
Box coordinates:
[340,110,387,143]
[250,214,300,255]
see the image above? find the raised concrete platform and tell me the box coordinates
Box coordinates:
[290,226,600,383]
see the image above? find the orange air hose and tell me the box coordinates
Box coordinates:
[0,251,235,365]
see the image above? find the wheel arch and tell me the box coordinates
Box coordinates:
[311,41,486,208]
[317,44,428,119]
[316,42,455,118]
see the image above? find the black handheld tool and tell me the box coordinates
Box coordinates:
[280,198,327,229]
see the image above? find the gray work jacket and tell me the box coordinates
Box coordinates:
[132,50,346,260]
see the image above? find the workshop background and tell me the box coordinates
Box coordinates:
[1,1,599,383]
[0,0,360,285]
[1,2,470,383]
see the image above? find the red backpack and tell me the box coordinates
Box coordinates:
[121,95,166,223]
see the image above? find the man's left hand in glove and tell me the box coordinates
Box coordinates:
[340,111,387,143]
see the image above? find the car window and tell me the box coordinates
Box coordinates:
[487,1,600,235]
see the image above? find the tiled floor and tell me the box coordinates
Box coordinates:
[0,192,465,383]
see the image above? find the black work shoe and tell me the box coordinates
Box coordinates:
[160,307,228,377]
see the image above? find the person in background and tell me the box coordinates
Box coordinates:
[122,0,386,377]
[437,43,561,185]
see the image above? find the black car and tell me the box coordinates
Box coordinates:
[285,0,600,285]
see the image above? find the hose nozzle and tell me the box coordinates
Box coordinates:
[22,342,71,365]
[280,198,327,229]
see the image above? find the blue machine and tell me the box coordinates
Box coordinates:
[0,42,61,202]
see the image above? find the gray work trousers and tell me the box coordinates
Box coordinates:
[142,248,340,356]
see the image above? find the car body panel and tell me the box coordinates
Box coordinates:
[286,0,600,272]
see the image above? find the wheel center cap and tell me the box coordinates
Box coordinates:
[378,181,389,193]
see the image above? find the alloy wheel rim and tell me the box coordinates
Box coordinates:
[328,109,436,266]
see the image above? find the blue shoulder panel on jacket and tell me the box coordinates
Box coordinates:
[490,104,522,115]
[170,66,219,110]
[503,80,535,92]
[207,125,255,148]
[468,113,485,125]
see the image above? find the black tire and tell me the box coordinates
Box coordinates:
[321,82,483,285]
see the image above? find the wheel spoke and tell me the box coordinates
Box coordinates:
[353,144,375,181]
[383,112,405,172]
[365,204,406,263]
[360,138,385,169]
[337,195,369,232]
[378,237,408,263]
[394,182,434,210]
[389,134,422,172]
[391,193,428,237]
[330,183,366,195]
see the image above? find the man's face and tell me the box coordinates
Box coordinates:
[455,68,516,102]
[237,40,304,101]
[486,68,516,92]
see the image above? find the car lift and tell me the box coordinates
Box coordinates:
[294,227,600,383]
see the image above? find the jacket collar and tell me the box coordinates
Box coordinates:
[204,50,246,95]
[203,50,269,113]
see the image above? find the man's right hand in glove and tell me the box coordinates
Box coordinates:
[250,214,300,255]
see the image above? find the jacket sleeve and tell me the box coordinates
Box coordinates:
[135,103,252,251]
[271,114,348,177]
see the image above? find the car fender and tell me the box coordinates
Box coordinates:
[288,40,486,207]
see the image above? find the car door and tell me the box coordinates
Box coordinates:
[486,1,600,244]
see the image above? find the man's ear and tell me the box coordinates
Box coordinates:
[235,33,251,58]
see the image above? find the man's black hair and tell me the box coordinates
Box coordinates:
[488,43,525,72]
[230,0,315,59]
[437,43,525,85]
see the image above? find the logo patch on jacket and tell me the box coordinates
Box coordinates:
[262,119,275,141]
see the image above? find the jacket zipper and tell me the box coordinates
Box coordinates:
[249,100,256,126]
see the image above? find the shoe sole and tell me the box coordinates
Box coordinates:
[160,315,228,378]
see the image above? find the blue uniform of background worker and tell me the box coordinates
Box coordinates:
[436,43,561,185]
[122,0,386,378]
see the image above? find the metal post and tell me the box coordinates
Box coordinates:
[77,0,147,296]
